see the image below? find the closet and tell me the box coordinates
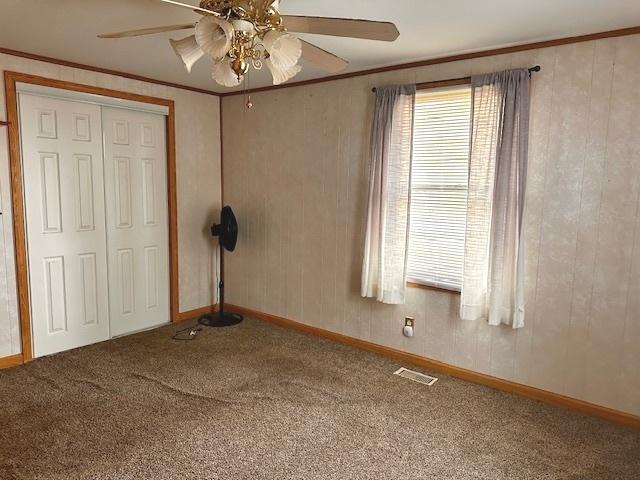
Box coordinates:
[18,87,170,357]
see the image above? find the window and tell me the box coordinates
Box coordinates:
[407,85,472,291]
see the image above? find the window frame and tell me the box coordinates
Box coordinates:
[406,78,472,295]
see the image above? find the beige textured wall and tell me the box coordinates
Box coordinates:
[0,54,221,357]
[222,34,640,416]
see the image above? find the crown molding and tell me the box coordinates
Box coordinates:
[3,25,639,100]
[220,25,640,97]
[0,47,221,97]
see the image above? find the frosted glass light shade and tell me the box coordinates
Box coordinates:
[263,31,302,70]
[212,59,243,87]
[266,59,302,85]
[169,35,205,72]
[196,16,234,60]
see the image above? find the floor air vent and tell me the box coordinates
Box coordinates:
[394,367,438,386]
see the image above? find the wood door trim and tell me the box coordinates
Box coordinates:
[3,71,180,363]
[166,102,179,326]
[4,73,31,360]
[226,304,640,430]
[0,353,23,369]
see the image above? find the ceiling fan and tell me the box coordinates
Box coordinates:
[98,0,400,88]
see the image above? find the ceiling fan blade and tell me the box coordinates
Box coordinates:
[283,16,399,42]
[159,0,220,16]
[300,40,348,74]
[98,24,195,39]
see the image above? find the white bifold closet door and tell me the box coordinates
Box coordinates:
[19,94,111,357]
[19,94,170,357]
[101,107,169,337]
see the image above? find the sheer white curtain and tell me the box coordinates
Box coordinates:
[460,69,530,328]
[361,85,416,304]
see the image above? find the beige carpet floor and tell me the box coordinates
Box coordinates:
[0,317,638,480]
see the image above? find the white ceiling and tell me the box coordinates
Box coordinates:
[1,0,640,94]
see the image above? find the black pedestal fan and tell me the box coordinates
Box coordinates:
[199,206,243,328]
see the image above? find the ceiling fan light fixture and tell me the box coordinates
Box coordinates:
[99,0,400,90]
[195,16,234,60]
[212,58,243,87]
[231,19,256,35]
[263,30,302,70]
[266,59,302,85]
[169,35,205,72]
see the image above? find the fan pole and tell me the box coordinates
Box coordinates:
[198,221,243,328]
[218,238,225,318]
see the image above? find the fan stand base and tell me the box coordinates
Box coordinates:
[198,312,243,328]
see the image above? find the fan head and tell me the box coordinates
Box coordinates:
[211,206,238,251]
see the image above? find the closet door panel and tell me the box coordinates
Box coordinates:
[19,94,110,357]
[102,107,169,336]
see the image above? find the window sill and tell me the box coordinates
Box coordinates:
[406,281,461,295]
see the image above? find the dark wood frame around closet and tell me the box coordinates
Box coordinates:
[3,71,179,363]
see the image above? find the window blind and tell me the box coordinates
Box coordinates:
[407,86,472,291]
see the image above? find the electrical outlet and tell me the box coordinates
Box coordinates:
[403,317,415,338]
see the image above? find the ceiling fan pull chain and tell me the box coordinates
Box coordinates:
[245,70,254,109]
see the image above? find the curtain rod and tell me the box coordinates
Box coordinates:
[372,65,542,93]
